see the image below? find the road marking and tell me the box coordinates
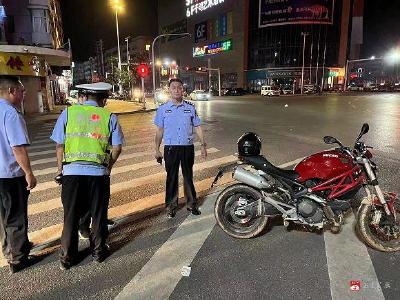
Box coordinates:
[116,192,217,300]
[29,142,196,166]
[29,140,194,160]
[28,153,232,215]
[0,175,233,268]
[115,158,303,299]
[30,144,210,192]
[324,213,385,300]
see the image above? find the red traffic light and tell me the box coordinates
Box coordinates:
[137,64,149,78]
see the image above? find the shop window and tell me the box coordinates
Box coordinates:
[32,9,50,33]
[7,15,14,33]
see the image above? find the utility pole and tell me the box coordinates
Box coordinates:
[301,32,309,94]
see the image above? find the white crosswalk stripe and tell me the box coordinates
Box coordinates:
[0,128,237,267]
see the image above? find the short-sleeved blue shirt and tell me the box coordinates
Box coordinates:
[154,100,201,146]
[50,100,125,176]
[0,99,30,178]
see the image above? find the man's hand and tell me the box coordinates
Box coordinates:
[26,172,37,190]
[155,150,163,160]
[201,145,208,159]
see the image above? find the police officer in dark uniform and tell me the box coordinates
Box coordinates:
[154,78,207,218]
[51,82,124,270]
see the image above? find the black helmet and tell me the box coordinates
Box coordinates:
[237,132,262,156]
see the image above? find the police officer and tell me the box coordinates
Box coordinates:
[154,78,207,218]
[0,75,37,273]
[51,82,124,270]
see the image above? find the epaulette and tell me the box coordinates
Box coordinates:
[184,100,195,106]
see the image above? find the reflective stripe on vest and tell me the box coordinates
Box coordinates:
[64,105,112,165]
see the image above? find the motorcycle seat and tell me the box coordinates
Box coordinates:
[242,155,300,181]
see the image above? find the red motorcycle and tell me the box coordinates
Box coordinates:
[212,124,400,251]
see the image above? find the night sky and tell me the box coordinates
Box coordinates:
[60,0,158,62]
[362,0,400,57]
[61,0,400,62]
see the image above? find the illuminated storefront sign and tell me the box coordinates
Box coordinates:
[186,0,225,18]
[259,0,334,28]
[0,52,47,77]
[193,39,232,57]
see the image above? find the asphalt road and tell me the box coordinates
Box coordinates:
[1,93,400,300]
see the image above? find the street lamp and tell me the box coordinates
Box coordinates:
[301,32,309,94]
[151,33,191,101]
[110,0,124,93]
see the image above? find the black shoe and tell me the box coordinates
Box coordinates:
[187,207,201,215]
[59,261,71,271]
[9,255,38,274]
[9,262,27,274]
[92,249,110,263]
[79,228,90,240]
[167,209,176,219]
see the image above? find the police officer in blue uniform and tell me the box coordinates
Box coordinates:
[0,76,37,273]
[51,82,124,270]
[154,78,207,218]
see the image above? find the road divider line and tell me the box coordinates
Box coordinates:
[324,213,385,300]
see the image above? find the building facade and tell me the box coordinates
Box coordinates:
[157,0,363,92]
[0,0,70,113]
[158,0,248,91]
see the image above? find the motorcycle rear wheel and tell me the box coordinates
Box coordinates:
[214,184,269,239]
[357,201,400,252]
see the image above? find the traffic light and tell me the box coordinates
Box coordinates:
[137,64,149,78]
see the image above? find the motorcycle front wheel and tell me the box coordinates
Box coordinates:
[357,199,400,252]
[214,184,269,239]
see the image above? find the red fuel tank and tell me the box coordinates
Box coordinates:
[294,150,354,183]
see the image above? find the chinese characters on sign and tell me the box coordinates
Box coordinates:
[193,39,232,57]
[259,0,334,28]
[0,52,47,76]
[186,0,225,18]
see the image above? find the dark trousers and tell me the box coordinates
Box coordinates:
[0,177,30,264]
[79,176,110,232]
[164,145,197,210]
[60,175,109,264]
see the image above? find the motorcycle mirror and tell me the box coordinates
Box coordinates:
[323,136,338,144]
[356,123,370,142]
[361,123,369,135]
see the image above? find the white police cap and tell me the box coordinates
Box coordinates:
[75,82,112,93]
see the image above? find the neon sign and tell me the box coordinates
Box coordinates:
[193,39,232,57]
[186,0,225,18]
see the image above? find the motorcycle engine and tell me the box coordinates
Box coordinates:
[297,198,324,224]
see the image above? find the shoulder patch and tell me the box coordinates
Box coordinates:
[184,100,195,106]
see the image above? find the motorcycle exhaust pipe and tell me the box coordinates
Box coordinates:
[233,166,271,189]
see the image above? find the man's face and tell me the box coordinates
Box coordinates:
[169,81,183,100]
[11,82,26,106]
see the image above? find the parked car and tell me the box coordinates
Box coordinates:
[190,90,210,101]
[281,85,293,95]
[225,88,247,96]
[347,83,363,91]
[154,88,169,103]
[66,89,79,105]
[261,85,280,97]
[304,84,321,94]
[364,84,378,92]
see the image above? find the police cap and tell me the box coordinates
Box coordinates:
[75,82,112,97]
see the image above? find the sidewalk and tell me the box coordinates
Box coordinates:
[25,98,158,124]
